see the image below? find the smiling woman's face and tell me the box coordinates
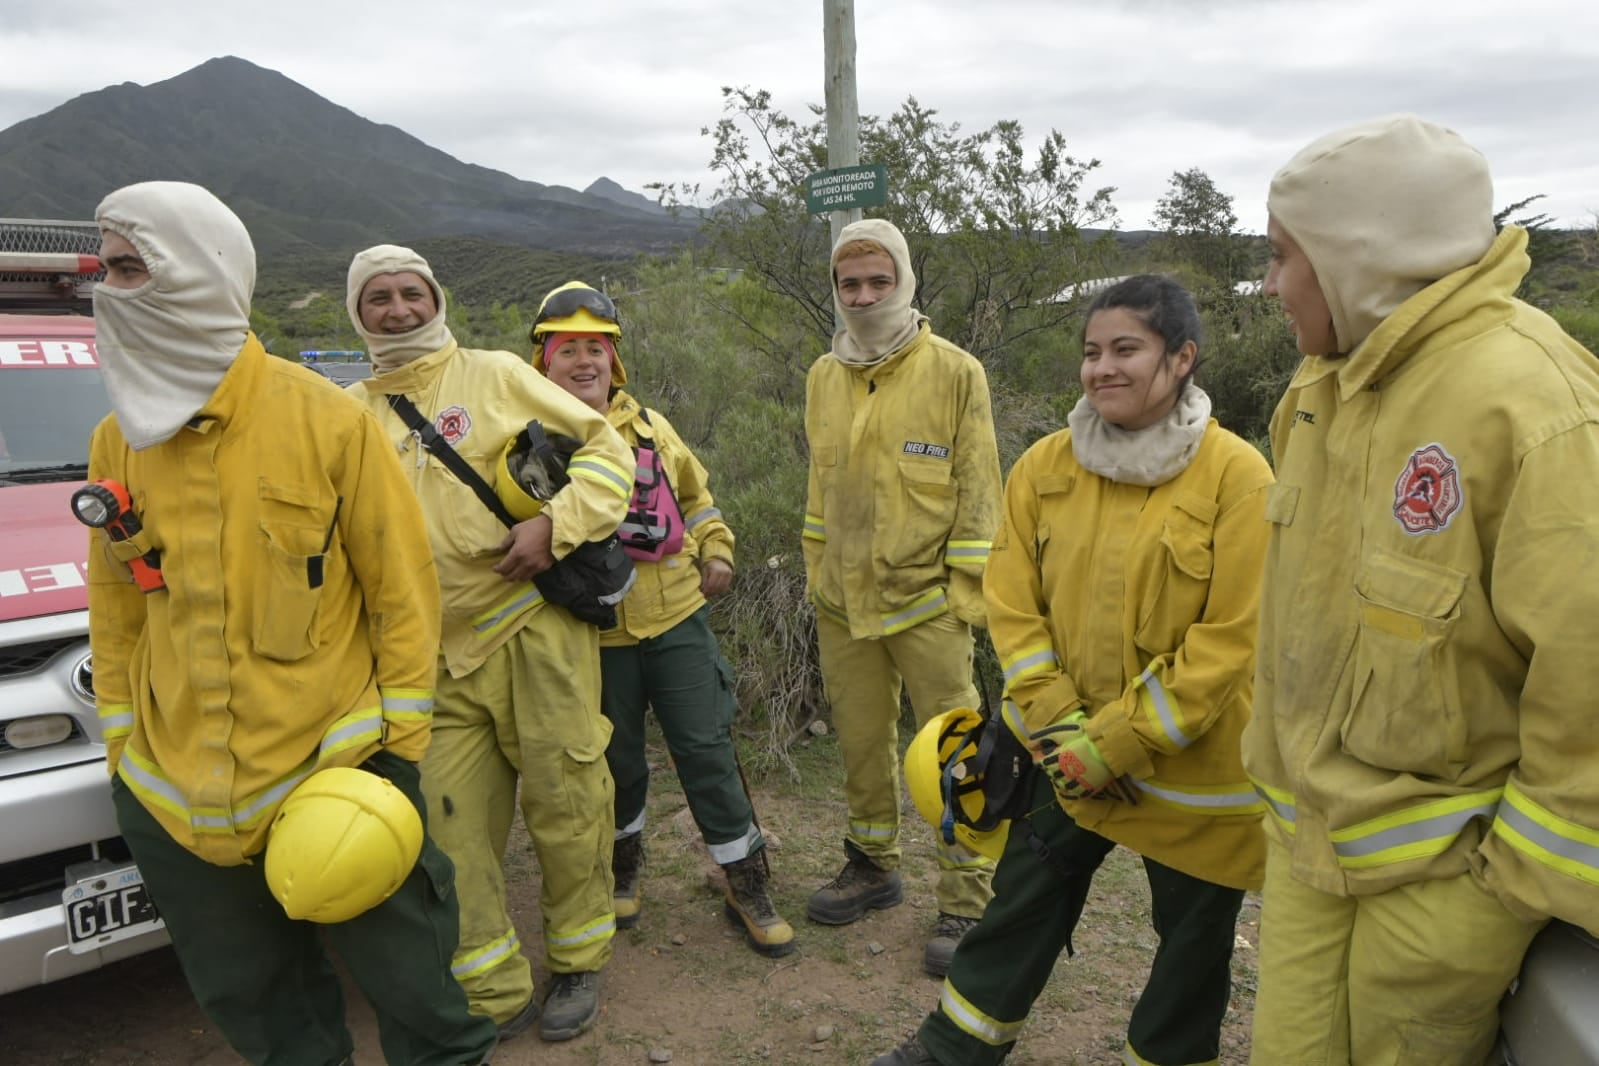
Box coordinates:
[544,334,614,412]
[1080,307,1194,431]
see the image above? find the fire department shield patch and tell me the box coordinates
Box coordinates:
[434,405,472,446]
[1393,443,1463,535]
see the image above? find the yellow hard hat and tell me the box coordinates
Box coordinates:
[530,281,627,385]
[495,434,548,522]
[905,707,1011,862]
[265,767,423,924]
[493,420,576,522]
[532,280,622,338]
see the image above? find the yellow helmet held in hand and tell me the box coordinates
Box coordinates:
[495,434,550,522]
[265,767,423,924]
[905,707,1012,862]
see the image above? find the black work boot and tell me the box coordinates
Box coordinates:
[495,994,539,1042]
[539,970,601,1042]
[871,1035,941,1065]
[805,843,904,925]
[612,831,645,930]
[923,911,981,977]
[722,850,796,957]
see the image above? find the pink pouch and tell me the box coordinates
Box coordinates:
[618,431,685,562]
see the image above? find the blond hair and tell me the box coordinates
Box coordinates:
[833,238,888,263]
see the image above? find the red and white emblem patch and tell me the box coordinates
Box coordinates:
[434,405,472,445]
[1393,443,1463,535]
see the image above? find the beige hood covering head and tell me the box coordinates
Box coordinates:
[830,218,928,365]
[93,181,254,450]
[1268,114,1495,355]
[346,244,452,371]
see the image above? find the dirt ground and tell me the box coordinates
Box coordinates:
[1,733,1259,1065]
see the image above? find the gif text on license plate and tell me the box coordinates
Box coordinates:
[61,864,164,954]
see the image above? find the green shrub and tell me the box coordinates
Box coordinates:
[1552,305,1599,353]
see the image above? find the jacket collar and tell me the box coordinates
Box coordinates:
[187,333,267,435]
[360,339,460,396]
[1334,227,1527,401]
[607,389,639,424]
[838,321,931,381]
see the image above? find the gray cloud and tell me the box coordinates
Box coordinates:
[1,0,1594,231]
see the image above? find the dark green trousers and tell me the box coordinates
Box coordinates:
[112,750,497,1066]
[919,773,1244,1066]
[601,605,759,860]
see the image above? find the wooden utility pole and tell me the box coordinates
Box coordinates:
[823,0,861,249]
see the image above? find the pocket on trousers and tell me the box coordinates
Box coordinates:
[561,745,609,840]
[712,655,739,731]
[1396,1013,1497,1065]
[416,837,457,905]
[1340,550,1468,779]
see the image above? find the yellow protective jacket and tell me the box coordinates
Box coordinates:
[803,323,1001,636]
[352,340,633,677]
[601,391,734,647]
[989,419,1273,890]
[1243,227,1599,933]
[87,337,442,866]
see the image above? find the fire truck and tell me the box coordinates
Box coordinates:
[0,220,168,995]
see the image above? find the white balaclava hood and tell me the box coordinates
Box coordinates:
[1268,114,1495,354]
[346,245,451,372]
[830,219,928,366]
[93,182,255,450]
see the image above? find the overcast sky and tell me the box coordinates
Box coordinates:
[2,0,1595,233]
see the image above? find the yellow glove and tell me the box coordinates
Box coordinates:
[1029,711,1136,802]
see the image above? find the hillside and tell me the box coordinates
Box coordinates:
[0,57,696,258]
[254,235,629,313]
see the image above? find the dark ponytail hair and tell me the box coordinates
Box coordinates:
[1081,274,1203,390]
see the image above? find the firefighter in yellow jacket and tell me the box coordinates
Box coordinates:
[876,275,1272,1066]
[1245,115,1599,1065]
[87,183,495,1065]
[346,247,633,1044]
[532,281,795,958]
[802,219,1002,975]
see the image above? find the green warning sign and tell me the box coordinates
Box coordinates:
[804,164,889,214]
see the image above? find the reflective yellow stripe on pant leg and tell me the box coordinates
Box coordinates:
[938,978,1025,1046]
[452,927,522,980]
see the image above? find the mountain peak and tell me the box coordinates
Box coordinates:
[582,177,668,217]
[0,59,693,255]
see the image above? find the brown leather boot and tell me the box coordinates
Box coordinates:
[722,850,796,957]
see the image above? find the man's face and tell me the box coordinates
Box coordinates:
[1265,217,1336,355]
[99,231,151,290]
[835,251,897,308]
[358,271,438,334]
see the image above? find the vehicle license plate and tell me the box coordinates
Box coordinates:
[62,864,163,954]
